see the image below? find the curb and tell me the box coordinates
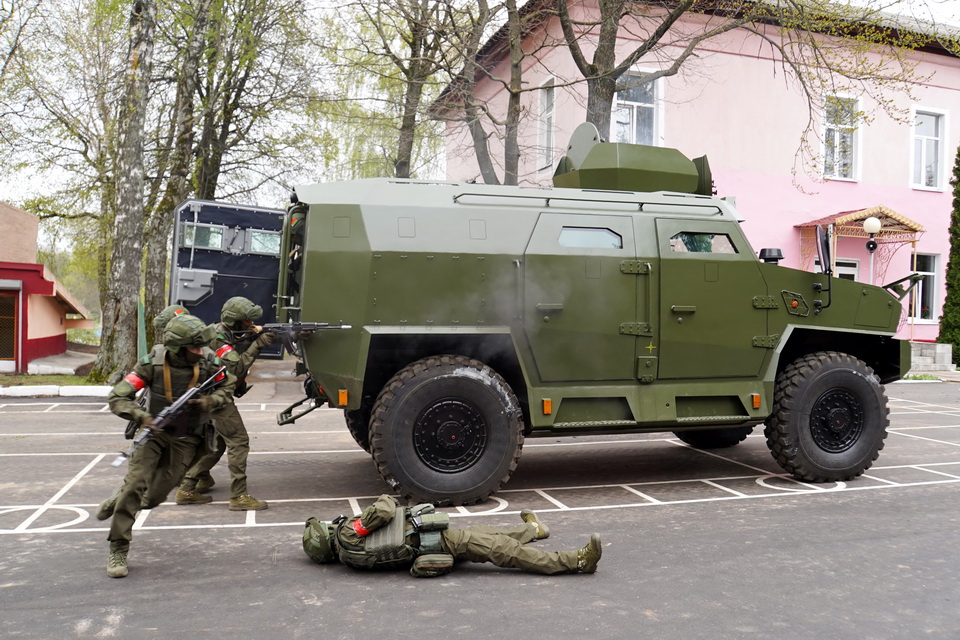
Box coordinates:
[0,385,112,398]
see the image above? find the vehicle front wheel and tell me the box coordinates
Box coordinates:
[369,355,524,506]
[764,351,888,482]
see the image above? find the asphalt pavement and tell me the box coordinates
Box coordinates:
[1,367,959,639]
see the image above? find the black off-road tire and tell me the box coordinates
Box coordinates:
[369,355,524,506]
[764,351,888,482]
[344,407,372,454]
[674,426,754,449]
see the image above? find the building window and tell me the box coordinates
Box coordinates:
[814,258,860,281]
[613,74,657,146]
[913,111,944,189]
[909,254,937,322]
[538,79,556,171]
[824,96,859,180]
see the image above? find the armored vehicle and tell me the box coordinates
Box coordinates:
[275,123,914,506]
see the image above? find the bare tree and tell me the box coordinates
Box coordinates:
[436,0,557,185]
[555,0,940,146]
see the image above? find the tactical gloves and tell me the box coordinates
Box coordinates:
[254,330,276,348]
[188,395,215,412]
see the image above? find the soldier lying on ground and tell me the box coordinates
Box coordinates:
[97,314,236,578]
[303,494,602,576]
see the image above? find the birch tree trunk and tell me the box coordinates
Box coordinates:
[90,0,156,383]
[143,0,214,345]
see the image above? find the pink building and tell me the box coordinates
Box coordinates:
[0,201,92,373]
[441,3,960,347]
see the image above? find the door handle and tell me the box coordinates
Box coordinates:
[671,305,697,313]
[536,303,565,312]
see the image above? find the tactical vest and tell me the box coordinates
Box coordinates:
[145,347,219,437]
[334,505,449,571]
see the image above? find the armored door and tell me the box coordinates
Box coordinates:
[656,218,768,379]
[523,213,638,382]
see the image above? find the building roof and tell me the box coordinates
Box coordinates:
[795,205,925,236]
[0,261,90,317]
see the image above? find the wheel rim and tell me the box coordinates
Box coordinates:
[810,388,864,453]
[413,397,487,473]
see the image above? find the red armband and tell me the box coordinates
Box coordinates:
[352,518,371,536]
[216,345,234,358]
[123,372,146,391]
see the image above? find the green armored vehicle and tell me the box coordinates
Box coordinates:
[275,123,914,506]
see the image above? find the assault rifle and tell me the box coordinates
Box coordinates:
[111,365,227,467]
[261,321,351,357]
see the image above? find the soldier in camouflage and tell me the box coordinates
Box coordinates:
[100,314,236,578]
[303,494,602,576]
[175,296,274,511]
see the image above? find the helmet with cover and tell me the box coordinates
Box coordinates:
[220,296,263,326]
[302,517,338,564]
[152,304,188,335]
[163,314,216,352]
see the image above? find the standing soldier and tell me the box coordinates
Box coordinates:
[175,296,274,511]
[101,314,235,578]
[303,494,602,576]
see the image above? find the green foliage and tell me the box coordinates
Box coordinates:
[937,144,960,363]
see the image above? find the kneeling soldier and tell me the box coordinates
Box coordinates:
[100,314,235,578]
[303,494,602,577]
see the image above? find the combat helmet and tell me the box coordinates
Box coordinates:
[163,314,217,352]
[152,304,188,335]
[302,517,338,564]
[220,296,263,326]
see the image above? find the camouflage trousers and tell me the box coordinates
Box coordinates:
[108,431,201,549]
[441,523,579,575]
[181,403,250,499]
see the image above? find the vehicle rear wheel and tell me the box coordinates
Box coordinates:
[673,426,754,449]
[369,355,524,506]
[764,351,888,482]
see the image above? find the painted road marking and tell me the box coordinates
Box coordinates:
[3,459,958,535]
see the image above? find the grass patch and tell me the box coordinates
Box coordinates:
[0,374,93,386]
[903,373,941,381]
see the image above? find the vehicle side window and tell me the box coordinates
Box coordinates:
[248,230,281,256]
[669,232,737,254]
[558,227,623,249]
[182,223,225,250]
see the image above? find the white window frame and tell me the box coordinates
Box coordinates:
[537,77,556,173]
[814,258,860,281]
[909,253,938,324]
[910,107,947,191]
[823,95,861,181]
[612,72,663,146]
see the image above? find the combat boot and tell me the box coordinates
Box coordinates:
[107,546,129,578]
[195,475,216,494]
[175,489,213,505]
[520,509,550,540]
[577,533,602,574]
[96,482,124,521]
[229,494,268,511]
